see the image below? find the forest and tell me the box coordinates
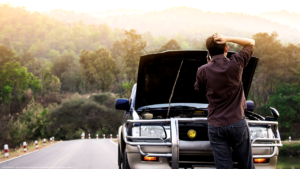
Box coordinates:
[0,3,299,149]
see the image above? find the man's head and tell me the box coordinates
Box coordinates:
[206,34,228,57]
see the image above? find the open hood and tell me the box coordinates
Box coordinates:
[135,50,258,110]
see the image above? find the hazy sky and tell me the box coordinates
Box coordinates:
[1,0,299,15]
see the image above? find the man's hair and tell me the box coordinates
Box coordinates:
[206,35,226,57]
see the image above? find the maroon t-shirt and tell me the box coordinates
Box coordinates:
[194,45,254,127]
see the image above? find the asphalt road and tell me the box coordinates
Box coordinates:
[0,139,118,169]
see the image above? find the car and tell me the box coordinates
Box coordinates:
[115,50,282,169]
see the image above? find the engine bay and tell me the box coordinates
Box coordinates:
[137,108,265,121]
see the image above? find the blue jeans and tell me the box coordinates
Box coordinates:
[208,118,255,169]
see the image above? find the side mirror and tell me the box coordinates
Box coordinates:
[246,101,254,111]
[270,107,280,119]
[115,99,130,111]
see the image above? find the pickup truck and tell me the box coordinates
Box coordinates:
[115,50,282,169]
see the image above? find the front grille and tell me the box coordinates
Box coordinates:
[179,125,209,141]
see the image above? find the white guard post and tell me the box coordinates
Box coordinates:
[43,138,46,146]
[103,134,105,139]
[4,144,9,157]
[35,140,38,149]
[110,134,112,139]
[96,134,98,139]
[289,136,291,142]
[89,134,91,139]
[23,142,27,152]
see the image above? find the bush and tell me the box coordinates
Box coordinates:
[279,142,300,157]
[48,93,123,140]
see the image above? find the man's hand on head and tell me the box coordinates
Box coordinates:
[213,34,227,44]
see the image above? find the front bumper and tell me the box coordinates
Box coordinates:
[124,118,282,169]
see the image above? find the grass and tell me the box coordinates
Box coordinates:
[0,139,62,162]
[276,156,300,168]
[279,141,300,157]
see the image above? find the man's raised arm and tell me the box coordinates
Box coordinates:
[214,34,255,68]
[214,35,255,46]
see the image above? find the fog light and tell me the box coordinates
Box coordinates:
[143,156,158,161]
[187,129,196,139]
[254,158,267,163]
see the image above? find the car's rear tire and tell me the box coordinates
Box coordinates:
[123,150,131,169]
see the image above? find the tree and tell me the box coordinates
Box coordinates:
[80,48,119,91]
[61,63,82,93]
[46,49,60,60]
[110,40,124,69]
[159,39,181,52]
[52,53,76,79]
[122,29,147,81]
[267,83,300,139]
[43,74,61,94]
[250,32,284,110]
[0,61,41,107]
[0,45,18,71]
[110,40,125,82]
[0,85,13,103]
[249,32,300,114]
[21,102,50,140]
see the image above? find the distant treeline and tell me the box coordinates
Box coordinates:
[0,4,299,149]
[42,7,300,44]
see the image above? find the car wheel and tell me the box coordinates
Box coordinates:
[118,144,123,169]
[123,150,131,169]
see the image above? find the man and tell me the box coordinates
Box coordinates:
[194,34,255,169]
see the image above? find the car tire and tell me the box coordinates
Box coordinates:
[118,144,123,169]
[123,150,131,169]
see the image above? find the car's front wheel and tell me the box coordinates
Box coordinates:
[123,150,131,169]
[118,144,123,169]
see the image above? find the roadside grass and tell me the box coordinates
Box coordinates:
[276,156,300,168]
[113,139,118,144]
[0,139,62,162]
[279,141,300,157]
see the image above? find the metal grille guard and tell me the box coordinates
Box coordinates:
[124,118,282,169]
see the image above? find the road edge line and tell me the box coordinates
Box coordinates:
[0,141,63,164]
[110,139,118,146]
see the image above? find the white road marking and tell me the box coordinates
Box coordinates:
[0,142,63,164]
[110,139,118,146]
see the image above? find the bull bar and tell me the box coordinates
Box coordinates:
[124,117,282,169]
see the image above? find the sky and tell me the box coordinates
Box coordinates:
[1,0,299,15]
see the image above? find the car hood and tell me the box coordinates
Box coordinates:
[135,50,258,110]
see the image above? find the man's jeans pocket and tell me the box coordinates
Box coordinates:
[208,127,219,144]
[232,125,249,143]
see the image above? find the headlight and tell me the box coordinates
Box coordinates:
[249,127,268,140]
[132,126,166,138]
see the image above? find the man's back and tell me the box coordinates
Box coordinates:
[195,44,254,127]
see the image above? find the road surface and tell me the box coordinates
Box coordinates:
[0,139,118,169]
